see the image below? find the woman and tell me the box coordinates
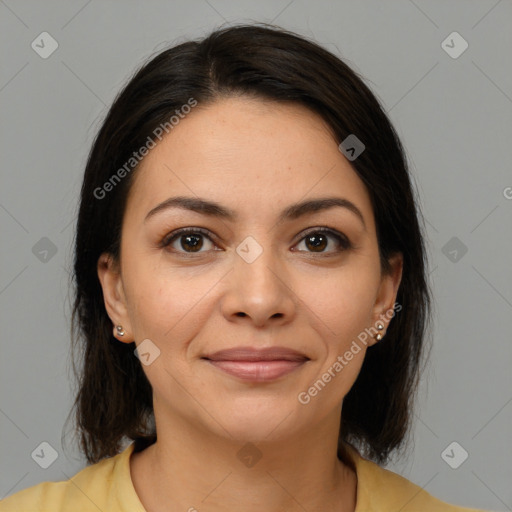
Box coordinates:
[0,23,485,512]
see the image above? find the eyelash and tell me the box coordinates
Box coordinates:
[160,226,353,257]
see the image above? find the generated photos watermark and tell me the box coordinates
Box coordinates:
[93,97,198,200]
[297,302,402,405]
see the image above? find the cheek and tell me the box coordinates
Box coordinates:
[299,264,380,346]
[123,256,220,346]
[296,271,377,408]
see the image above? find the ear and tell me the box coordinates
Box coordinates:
[97,252,133,343]
[368,252,403,346]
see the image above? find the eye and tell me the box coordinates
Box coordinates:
[160,226,352,256]
[293,228,352,254]
[161,227,218,255]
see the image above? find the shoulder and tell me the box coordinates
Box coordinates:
[343,444,488,512]
[0,443,143,512]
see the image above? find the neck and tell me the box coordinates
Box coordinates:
[130,408,357,512]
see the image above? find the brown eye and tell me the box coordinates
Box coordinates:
[304,233,328,252]
[178,233,203,252]
[294,228,352,254]
[161,228,217,254]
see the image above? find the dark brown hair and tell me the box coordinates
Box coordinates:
[66,23,432,466]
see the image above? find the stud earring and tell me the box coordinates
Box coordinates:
[115,325,125,337]
[375,322,385,341]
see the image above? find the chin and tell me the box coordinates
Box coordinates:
[212,400,302,442]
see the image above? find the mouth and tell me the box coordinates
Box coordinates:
[201,346,310,382]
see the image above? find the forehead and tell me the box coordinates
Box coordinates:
[125,96,374,226]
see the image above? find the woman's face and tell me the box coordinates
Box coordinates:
[98,96,402,443]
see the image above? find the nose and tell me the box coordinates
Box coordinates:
[220,239,296,328]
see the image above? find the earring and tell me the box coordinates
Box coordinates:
[115,325,125,337]
[375,322,385,341]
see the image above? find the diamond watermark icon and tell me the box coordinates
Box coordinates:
[441,236,468,263]
[339,134,365,161]
[31,441,59,469]
[236,442,263,468]
[134,338,161,366]
[32,237,58,263]
[441,441,468,469]
[236,236,263,264]
[31,32,59,59]
[441,32,468,59]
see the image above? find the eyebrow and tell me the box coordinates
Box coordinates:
[144,195,366,229]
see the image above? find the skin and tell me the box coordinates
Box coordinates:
[97,96,403,512]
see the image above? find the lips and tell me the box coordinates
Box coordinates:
[204,346,309,362]
[202,347,309,382]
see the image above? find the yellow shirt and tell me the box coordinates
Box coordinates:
[0,442,487,511]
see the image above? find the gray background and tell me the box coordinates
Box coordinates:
[1,1,511,510]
